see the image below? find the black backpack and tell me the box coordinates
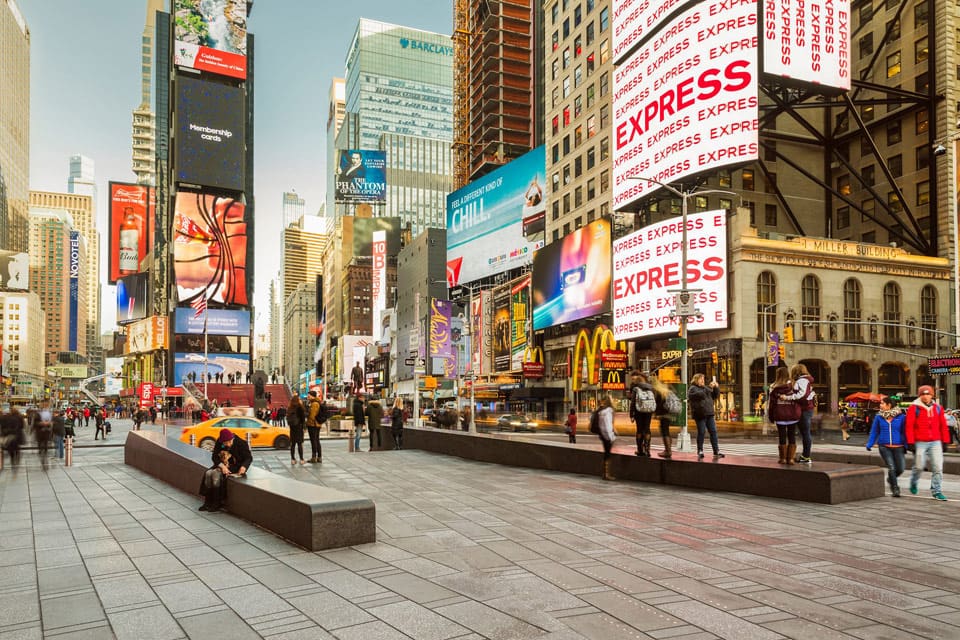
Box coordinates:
[589,409,600,434]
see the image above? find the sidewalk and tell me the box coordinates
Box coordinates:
[3,437,960,639]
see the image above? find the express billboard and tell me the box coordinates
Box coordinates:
[116,272,150,325]
[612,210,728,340]
[334,150,386,204]
[446,146,546,287]
[612,0,759,211]
[172,191,248,306]
[174,307,250,336]
[612,0,691,65]
[0,251,28,290]
[108,182,155,284]
[175,76,245,192]
[762,0,851,90]
[532,218,612,331]
[173,0,247,79]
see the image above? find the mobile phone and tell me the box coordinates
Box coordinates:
[711,375,717,384]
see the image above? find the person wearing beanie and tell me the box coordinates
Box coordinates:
[198,427,253,512]
[906,385,950,501]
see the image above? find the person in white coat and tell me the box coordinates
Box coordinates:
[598,394,617,481]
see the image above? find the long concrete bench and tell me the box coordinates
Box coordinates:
[124,431,375,550]
[387,427,885,504]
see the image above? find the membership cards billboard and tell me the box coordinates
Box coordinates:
[612,0,759,211]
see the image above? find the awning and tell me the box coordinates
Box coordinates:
[508,386,566,400]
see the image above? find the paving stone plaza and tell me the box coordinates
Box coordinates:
[2,421,960,639]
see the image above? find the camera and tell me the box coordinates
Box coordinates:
[933,144,947,156]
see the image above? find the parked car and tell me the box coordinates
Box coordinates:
[179,416,290,451]
[496,413,538,432]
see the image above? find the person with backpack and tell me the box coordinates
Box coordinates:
[866,396,907,496]
[305,390,324,463]
[650,376,681,458]
[390,397,405,450]
[688,373,723,459]
[629,372,656,457]
[767,367,801,464]
[287,395,306,465]
[782,364,816,463]
[564,407,577,443]
[597,394,617,481]
[366,396,384,450]
[905,385,950,500]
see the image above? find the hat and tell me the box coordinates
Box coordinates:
[308,390,318,397]
[918,385,935,396]
[218,428,234,443]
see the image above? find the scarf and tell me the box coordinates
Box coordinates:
[879,407,901,421]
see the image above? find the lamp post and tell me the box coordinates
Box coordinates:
[627,177,736,451]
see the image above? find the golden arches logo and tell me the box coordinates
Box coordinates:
[522,346,544,364]
[572,325,626,391]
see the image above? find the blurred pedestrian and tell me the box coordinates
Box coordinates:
[688,373,723,459]
[390,397,405,450]
[366,396,383,450]
[629,372,655,456]
[1,407,25,468]
[597,394,616,480]
[352,394,365,452]
[564,407,577,444]
[650,377,680,458]
[906,385,950,500]
[287,395,306,465]
[305,390,324,463]
[52,409,66,459]
[866,396,906,496]
[784,364,817,463]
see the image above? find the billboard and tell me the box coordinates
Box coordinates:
[334,150,386,203]
[173,352,249,386]
[532,218,612,331]
[68,232,80,352]
[511,277,530,371]
[108,182,155,284]
[762,0,851,90]
[125,316,169,355]
[116,273,150,325]
[429,298,453,360]
[173,0,247,79]
[174,307,250,336]
[372,230,387,342]
[340,335,373,383]
[0,251,28,290]
[172,191,248,305]
[612,0,690,65]
[176,76,246,191]
[612,210,729,340]
[104,357,124,396]
[612,0,759,211]
[493,288,511,372]
[352,216,402,256]
[446,146,546,287]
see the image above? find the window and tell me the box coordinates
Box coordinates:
[600,39,610,64]
[888,154,902,177]
[887,50,901,77]
[764,141,776,162]
[552,58,559,80]
[719,198,732,211]
[600,169,609,192]
[563,193,570,214]
[587,178,596,200]
[552,31,559,51]
[575,186,583,207]
[861,104,874,122]
[587,115,597,137]
[552,144,559,163]
[859,1,872,22]
[552,2,559,24]
[915,73,928,93]
[586,21,595,45]
[600,104,609,130]
[863,164,875,186]
[599,72,608,96]
[563,18,570,38]
[915,1,928,27]
[837,206,850,229]
[756,272,777,339]
[883,282,902,345]
[917,180,930,205]
[574,95,582,117]
[587,0,594,11]
[859,33,873,58]
[801,275,822,338]
[915,36,928,63]
[563,106,571,126]
[765,204,778,226]
[574,65,582,87]
[563,164,571,184]
[742,169,755,190]
[587,146,595,168]
[600,137,609,161]
[694,196,708,211]
[916,144,930,170]
[552,201,560,220]
[563,77,571,97]
[563,135,570,154]
[916,109,929,134]
[765,172,777,193]
[563,47,570,69]
[586,52,595,75]
[574,125,583,148]
[718,169,732,188]
[887,18,900,41]
[921,285,937,348]
[600,7,609,31]
[574,36,582,57]
[586,83,595,107]
[552,171,560,190]
[886,120,901,144]
[574,4,582,25]
[551,87,559,108]
[552,115,559,135]
[843,279,863,341]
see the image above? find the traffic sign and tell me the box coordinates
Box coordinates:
[404,357,416,366]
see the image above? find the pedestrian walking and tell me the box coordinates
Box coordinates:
[352,394,365,452]
[287,395,306,464]
[0,407,25,468]
[768,366,801,464]
[305,390,324,463]
[906,385,950,501]
[629,372,656,456]
[650,376,680,458]
[839,407,851,441]
[366,396,383,450]
[564,407,577,444]
[597,394,616,480]
[94,410,107,440]
[688,373,723,459]
[52,410,66,459]
[390,397,405,450]
[866,396,907,496]
[83,406,90,428]
[785,364,817,463]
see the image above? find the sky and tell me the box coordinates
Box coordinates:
[18,0,453,334]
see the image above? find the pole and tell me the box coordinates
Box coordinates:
[677,193,691,451]
[413,292,421,428]
[763,306,769,435]
[64,435,73,467]
[468,286,476,433]
[203,302,209,400]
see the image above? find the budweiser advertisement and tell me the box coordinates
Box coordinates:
[612,0,759,211]
[108,182,155,284]
[612,210,729,340]
[762,0,851,90]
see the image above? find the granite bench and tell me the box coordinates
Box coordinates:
[124,430,375,550]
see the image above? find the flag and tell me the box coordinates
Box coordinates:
[191,295,207,318]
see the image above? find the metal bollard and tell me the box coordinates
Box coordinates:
[245,431,252,446]
[190,433,196,447]
[348,428,355,452]
[65,436,74,467]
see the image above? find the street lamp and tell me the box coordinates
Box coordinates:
[627,177,736,451]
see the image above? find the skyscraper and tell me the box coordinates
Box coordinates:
[282,190,305,229]
[0,0,30,253]
[67,154,96,200]
[131,0,165,185]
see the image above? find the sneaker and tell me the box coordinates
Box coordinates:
[198,504,209,511]
[892,486,901,497]
[910,483,919,495]
[713,452,725,459]
[698,451,704,459]
[798,456,812,464]
[933,493,948,501]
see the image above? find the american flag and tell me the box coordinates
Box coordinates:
[191,295,207,318]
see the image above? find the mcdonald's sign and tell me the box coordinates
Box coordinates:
[572,325,627,391]
[602,369,626,390]
[522,346,545,379]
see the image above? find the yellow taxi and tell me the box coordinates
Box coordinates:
[179,416,290,451]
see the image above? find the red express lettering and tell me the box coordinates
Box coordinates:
[764,0,776,40]
[613,256,725,298]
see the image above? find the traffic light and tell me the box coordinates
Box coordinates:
[711,351,718,364]
[783,326,794,343]
[778,345,786,360]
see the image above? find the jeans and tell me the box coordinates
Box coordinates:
[54,435,64,458]
[307,426,321,460]
[354,424,363,451]
[911,440,944,494]
[695,415,719,454]
[797,409,813,458]
[776,423,798,445]
[878,446,905,490]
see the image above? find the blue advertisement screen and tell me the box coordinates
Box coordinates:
[173,352,249,386]
[174,308,251,336]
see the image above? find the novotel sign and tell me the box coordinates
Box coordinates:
[612,0,759,211]
[69,233,81,277]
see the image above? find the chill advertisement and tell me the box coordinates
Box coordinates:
[612,0,759,211]
[334,150,387,204]
[175,76,246,192]
[108,182,155,284]
[762,0,851,90]
[510,277,530,372]
[173,0,248,80]
[611,210,729,340]
[532,219,612,331]
[446,146,546,287]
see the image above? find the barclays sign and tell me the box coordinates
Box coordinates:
[399,37,453,56]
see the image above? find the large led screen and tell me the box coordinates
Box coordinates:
[352,216,402,256]
[173,191,248,306]
[612,0,759,211]
[116,273,150,325]
[612,0,691,65]
[174,307,250,336]
[612,210,728,340]
[174,352,249,386]
[334,150,386,204]
[108,182,155,284]
[762,0,851,90]
[173,0,247,79]
[446,146,546,287]
[532,218,612,331]
[0,251,28,290]
[175,76,245,192]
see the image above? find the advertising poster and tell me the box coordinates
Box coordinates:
[176,76,246,192]
[612,0,759,211]
[173,352,249,386]
[108,182,155,284]
[429,298,453,360]
[446,146,546,287]
[340,335,373,383]
[172,191,248,306]
[762,0,851,90]
[173,0,247,79]
[612,0,690,64]
[611,210,729,340]
[104,357,124,396]
[493,288,511,372]
[352,216,402,256]
[510,277,530,372]
[116,272,150,325]
[371,230,387,342]
[334,150,387,203]
[532,218,612,331]
[174,307,250,335]
[125,316,169,355]
[0,251,28,290]
[68,231,80,352]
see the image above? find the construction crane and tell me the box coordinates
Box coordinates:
[77,372,121,407]
[451,0,471,189]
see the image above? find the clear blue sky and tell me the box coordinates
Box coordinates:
[19,0,453,333]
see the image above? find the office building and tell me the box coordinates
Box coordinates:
[131,0,165,185]
[0,0,30,253]
[67,154,96,200]
[269,275,283,379]
[282,190,305,228]
[283,281,316,387]
[282,214,327,303]
[0,289,45,398]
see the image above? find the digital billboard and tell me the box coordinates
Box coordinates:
[612,0,759,211]
[612,0,691,65]
[493,288,511,372]
[0,251,28,290]
[446,146,546,287]
[174,307,250,336]
[612,211,729,340]
[511,277,530,371]
[762,0,851,90]
[174,352,249,386]
[372,230,387,342]
[108,182,155,284]
[125,316,169,354]
[352,216,402,256]
[532,218,612,331]
[116,273,150,325]
[173,0,247,79]
[68,232,80,352]
[176,76,245,192]
[173,191,248,306]
[104,357,124,396]
[334,150,386,203]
